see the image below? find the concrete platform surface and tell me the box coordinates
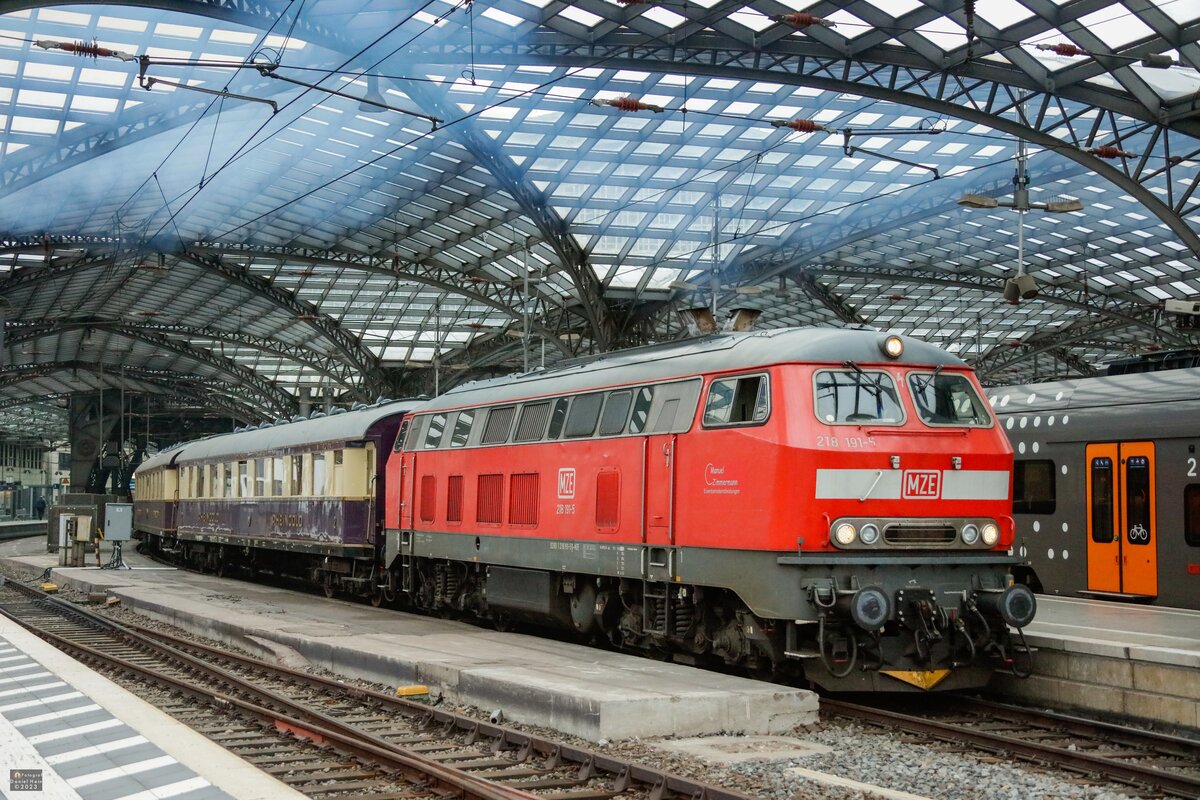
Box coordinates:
[0,603,305,800]
[0,520,47,540]
[1027,595,1200,668]
[0,537,818,742]
[994,595,1200,730]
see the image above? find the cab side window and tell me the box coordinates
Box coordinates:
[703,374,769,427]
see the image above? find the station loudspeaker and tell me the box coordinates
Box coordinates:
[1003,274,1039,304]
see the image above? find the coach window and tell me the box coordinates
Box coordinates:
[222,464,232,498]
[424,414,448,449]
[599,391,633,436]
[238,461,249,497]
[547,398,570,439]
[1185,485,1200,547]
[515,402,551,442]
[332,450,345,495]
[273,457,285,496]
[482,406,517,444]
[209,465,218,499]
[629,387,655,433]
[704,374,769,427]
[255,459,267,496]
[313,453,327,496]
[195,466,205,498]
[814,369,903,425]
[1090,457,1114,543]
[908,371,991,427]
[565,393,604,438]
[291,456,303,496]
[450,410,476,447]
[1014,460,1056,515]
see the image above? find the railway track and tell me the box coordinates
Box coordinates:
[0,579,752,800]
[823,696,1200,799]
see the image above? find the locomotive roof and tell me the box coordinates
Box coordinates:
[991,367,1200,414]
[146,401,418,467]
[429,327,965,412]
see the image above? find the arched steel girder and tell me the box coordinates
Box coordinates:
[0,389,256,427]
[779,262,1198,350]
[5,319,357,399]
[404,86,608,350]
[5,323,296,416]
[0,251,381,401]
[189,245,576,356]
[413,51,1200,259]
[975,315,1132,381]
[171,251,387,397]
[0,362,267,423]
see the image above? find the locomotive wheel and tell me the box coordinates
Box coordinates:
[322,579,335,599]
[370,591,384,608]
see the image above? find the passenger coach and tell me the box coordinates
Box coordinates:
[141,402,413,594]
[384,327,1034,691]
[999,364,1200,610]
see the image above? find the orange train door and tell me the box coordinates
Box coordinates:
[1085,444,1120,593]
[1085,442,1157,597]
[1120,443,1157,597]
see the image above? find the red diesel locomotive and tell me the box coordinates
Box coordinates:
[135,327,1035,692]
[382,327,1034,691]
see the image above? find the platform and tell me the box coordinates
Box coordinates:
[0,537,818,743]
[993,596,1200,731]
[0,520,47,541]
[0,597,306,800]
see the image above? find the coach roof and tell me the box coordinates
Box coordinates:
[169,401,418,464]
[428,327,964,412]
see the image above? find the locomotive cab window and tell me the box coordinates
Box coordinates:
[704,374,769,427]
[1013,460,1056,515]
[814,370,903,425]
[907,371,992,427]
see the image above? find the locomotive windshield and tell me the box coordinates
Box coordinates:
[907,371,992,427]
[814,370,905,424]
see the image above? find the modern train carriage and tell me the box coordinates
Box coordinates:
[383,328,1035,692]
[138,402,414,594]
[997,367,1200,610]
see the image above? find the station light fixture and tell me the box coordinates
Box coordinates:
[358,75,387,113]
[958,138,1085,306]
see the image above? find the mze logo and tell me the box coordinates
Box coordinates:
[902,470,941,499]
[557,468,576,499]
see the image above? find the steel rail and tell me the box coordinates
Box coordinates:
[126,619,757,800]
[0,581,533,800]
[822,698,1200,799]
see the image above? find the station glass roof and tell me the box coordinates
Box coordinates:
[0,0,1197,440]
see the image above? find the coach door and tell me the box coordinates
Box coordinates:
[643,434,675,545]
[1085,442,1157,597]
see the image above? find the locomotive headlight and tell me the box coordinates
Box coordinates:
[981,522,1000,546]
[961,523,980,545]
[859,523,880,545]
[880,334,904,359]
[833,522,857,546]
